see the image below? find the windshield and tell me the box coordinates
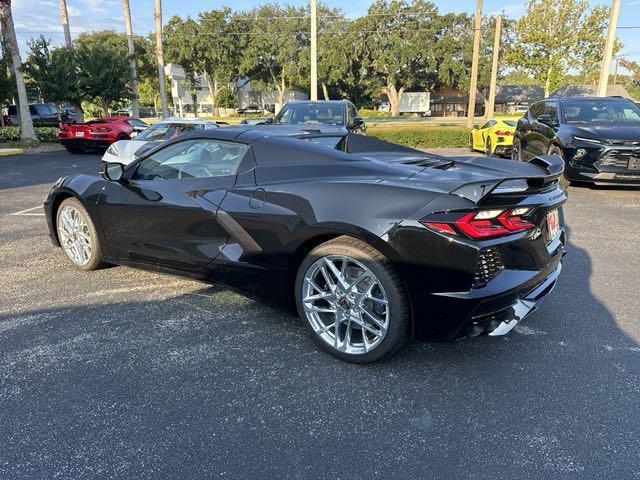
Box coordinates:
[561,100,640,123]
[137,123,205,141]
[274,103,345,126]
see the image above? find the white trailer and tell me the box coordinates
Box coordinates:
[399,92,431,116]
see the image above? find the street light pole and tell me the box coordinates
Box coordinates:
[154,0,168,118]
[597,0,621,97]
[466,0,483,129]
[486,14,501,120]
[122,0,139,118]
[310,0,318,101]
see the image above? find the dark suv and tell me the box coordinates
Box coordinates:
[272,100,367,134]
[7,103,72,127]
[512,96,640,187]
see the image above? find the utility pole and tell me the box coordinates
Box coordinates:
[466,0,482,129]
[122,0,139,118]
[597,0,621,97]
[485,14,501,120]
[310,0,318,101]
[59,0,72,49]
[154,0,168,118]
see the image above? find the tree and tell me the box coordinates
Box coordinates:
[23,36,78,120]
[75,43,131,115]
[0,43,15,126]
[0,0,37,141]
[238,4,309,105]
[507,0,615,97]
[348,0,442,116]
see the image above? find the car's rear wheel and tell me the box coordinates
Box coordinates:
[295,237,409,363]
[547,145,571,190]
[485,138,492,155]
[56,197,105,271]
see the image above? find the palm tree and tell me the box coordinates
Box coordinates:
[0,0,37,141]
[57,0,84,122]
[122,0,139,118]
[154,0,168,118]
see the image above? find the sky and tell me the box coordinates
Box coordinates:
[9,0,640,62]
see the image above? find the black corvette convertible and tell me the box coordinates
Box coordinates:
[45,125,567,362]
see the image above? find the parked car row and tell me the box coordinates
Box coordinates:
[512,96,640,187]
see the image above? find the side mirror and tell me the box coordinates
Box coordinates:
[264,117,274,124]
[102,162,125,182]
[536,114,555,126]
[473,125,480,130]
[352,115,364,126]
[130,131,139,138]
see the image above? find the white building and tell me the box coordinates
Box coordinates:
[165,64,308,116]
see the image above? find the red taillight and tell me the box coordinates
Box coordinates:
[421,208,535,240]
[455,212,510,238]
[423,222,457,235]
[497,210,534,231]
[494,130,513,136]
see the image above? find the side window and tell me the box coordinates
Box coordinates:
[347,104,355,124]
[481,120,496,129]
[128,119,148,128]
[544,102,558,122]
[529,102,544,119]
[29,105,39,116]
[133,139,249,181]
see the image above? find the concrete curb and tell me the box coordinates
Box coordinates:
[0,148,25,157]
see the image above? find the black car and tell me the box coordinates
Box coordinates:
[273,100,367,134]
[7,103,71,127]
[512,96,640,187]
[45,125,566,363]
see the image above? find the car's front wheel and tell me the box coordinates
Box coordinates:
[56,197,105,271]
[295,237,409,363]
[547,145,571,190]
[511,138,522,161]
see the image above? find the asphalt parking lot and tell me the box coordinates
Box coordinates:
[1,148,639,479]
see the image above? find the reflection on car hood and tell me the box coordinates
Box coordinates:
[564,123,640,142]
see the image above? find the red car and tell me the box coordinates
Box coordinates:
[57,117,148,153]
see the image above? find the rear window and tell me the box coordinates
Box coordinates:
[502,120,517,127]
[275,103,345,126]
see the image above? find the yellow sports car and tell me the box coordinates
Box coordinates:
[469,118,517,157]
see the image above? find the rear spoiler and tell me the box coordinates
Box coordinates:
[452,155,564,204]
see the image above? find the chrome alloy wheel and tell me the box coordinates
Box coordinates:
[302,255,390,354]
[58,205,93,266]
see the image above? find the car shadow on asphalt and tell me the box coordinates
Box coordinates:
[1,233,639,478]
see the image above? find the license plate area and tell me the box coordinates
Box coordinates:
[546,209,560,242]
[628,156,640,171]
[75,131,85,137]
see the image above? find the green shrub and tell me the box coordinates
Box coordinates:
[368,127,470,149]
[358,108,392,118]
[0,126,58,143]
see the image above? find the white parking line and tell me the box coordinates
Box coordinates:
[9,205,45,216]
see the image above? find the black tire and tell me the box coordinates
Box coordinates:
[56,197,106,271]
[295,236,409,363]
[485,138,492,156]
[511,138,522,161]
[547,144,571,190]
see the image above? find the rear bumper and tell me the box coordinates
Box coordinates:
[59,138,112,149]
